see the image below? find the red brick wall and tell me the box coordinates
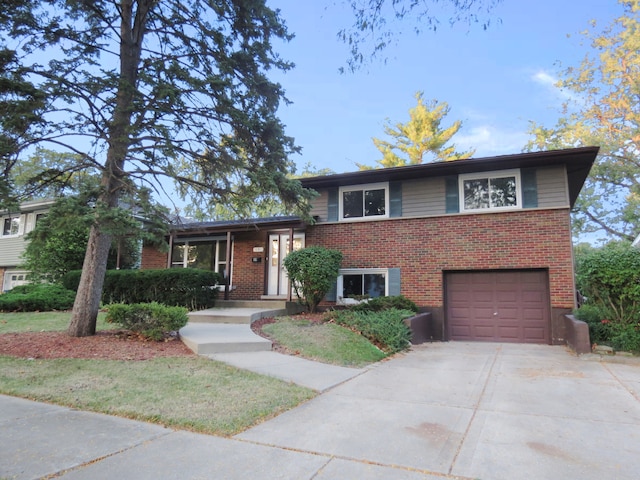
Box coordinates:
[230,232,268,299]
[306,208,576,310]
[140,245,167,270]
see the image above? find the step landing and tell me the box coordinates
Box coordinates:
[180,323,272,355]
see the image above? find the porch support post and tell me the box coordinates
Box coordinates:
[287,227,294,302]
[224,230,232,300]
[167,232,174,269]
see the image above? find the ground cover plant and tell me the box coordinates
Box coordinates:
[0,312,315,435]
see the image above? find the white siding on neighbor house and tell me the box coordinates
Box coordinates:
[402,177,446,217]
[0,236,27,266]
[537,165,570,208]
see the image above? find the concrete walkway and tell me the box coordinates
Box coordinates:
[3,342,640,479]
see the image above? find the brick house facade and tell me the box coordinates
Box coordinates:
[142,147,598,345]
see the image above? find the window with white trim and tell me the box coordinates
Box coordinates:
[171,238,229,279]
[339,183,389,220]
[1,215,21,237]
[337,268,388,304]
[459,169,522,212]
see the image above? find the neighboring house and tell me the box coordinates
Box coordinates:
[141,147,599,345]
[0,199,54,292]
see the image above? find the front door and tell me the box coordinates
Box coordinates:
[267,233,304,296]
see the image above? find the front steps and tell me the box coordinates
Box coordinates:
[180,300,304,355]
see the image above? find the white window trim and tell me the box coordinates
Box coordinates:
[171,237,232,286]
[336,268,389,305]
[338,182,389,221]
[459,169,522,213]
[1,214,24,238]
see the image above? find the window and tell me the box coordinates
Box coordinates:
[459,170,521,212]
[171,238,229,279]
[339,183,388,220]
[337,268,388,304]
[1,215,20,237]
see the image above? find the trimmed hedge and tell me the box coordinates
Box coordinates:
[106,302,189,341]
[0,284,76,312]
[326,308,413,354]
[63,269,219,310]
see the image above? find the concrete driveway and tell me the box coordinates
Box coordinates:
[237,342,640,479]
[2,342,640,479]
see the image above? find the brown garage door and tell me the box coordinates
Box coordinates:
[445,270,550,344]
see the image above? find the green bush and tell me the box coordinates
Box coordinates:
[105,302,189,341]
[575,241,640,325]
[63,269,219,310]
[327,308,413,354]
[349,295,418,313]
[573,304,612,344]
[611,325,640,353]
[283,246,342,313]
[0,284,76,312]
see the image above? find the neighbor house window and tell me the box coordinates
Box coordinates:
[459,169,521,212]
[339,183,389,220]
[171,238,229,279]
[337,268,388,303]
[1,215,21,237]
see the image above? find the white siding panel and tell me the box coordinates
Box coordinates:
[310,190,329,222]
[402,177,445,217]
[0,237,28,266]
[537,165,569,208]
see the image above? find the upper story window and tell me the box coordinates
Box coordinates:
[459,169,522,212]
[339,183,389,220]
[1,215,21,237]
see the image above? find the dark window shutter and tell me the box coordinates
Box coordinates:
[445,176,459,213]
[327,187,338,221]
[389,181,402,217]
[388,268,401,296]
[521,168,538,208]
[325,281,337,302]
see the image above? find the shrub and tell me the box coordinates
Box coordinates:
[0,284,76,312]
[327,308,413,354]
[574,304,613,344]
[611,325,640,353]
[105,302,188,341]
[575,241,640,325]
[349,295,418,313]
[63,269,219,310]
[283,246,342,313]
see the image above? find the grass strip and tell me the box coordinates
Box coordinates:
[0,355,315,436]
[262,317,386,367]
[0,311,112,333]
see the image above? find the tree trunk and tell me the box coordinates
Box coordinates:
[67,1,150,336]
[67,224,113,336]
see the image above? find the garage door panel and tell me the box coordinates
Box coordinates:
[446,271,550,344]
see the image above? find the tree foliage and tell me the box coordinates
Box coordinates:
[364,92,474,169]
[338,0,502,72]
[0,1,311,336]
[283,246,343,313]
[526,0,640,241]
[575,241,640,325]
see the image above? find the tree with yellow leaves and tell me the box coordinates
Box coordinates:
[366,92,475,169]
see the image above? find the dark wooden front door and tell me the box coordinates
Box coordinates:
[445,270,550,344]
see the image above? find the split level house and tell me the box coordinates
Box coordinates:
[141,146,599,345]
[0,199,54,292]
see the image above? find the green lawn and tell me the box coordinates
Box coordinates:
[0,311,112,333]
[262,316,386,367]
[0,311,315,436]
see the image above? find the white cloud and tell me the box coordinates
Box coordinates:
[532,70,559,88]
[456,125,530,157]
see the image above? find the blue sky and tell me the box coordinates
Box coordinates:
[268,0,623,174]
